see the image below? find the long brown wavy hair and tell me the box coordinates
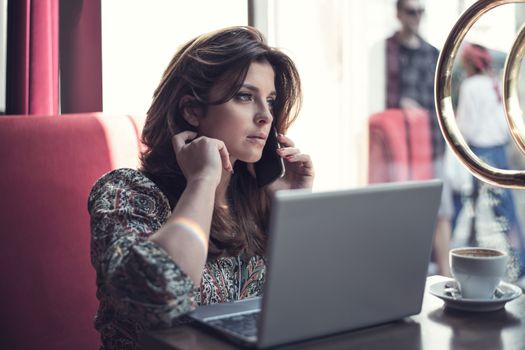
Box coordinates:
[140,26,302,260]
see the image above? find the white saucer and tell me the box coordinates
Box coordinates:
[428,279,522,312]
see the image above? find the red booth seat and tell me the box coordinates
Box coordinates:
[0,113,145,350]
[368,108,433,183]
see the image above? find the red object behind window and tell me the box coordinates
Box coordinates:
[368,109,433,183]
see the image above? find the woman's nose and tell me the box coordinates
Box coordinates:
[255,101,272,125]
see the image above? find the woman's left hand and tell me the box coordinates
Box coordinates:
[267,134,314,192]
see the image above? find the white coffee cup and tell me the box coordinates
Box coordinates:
[449,247,508,299]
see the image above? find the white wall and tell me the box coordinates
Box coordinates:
[101,0,247,116]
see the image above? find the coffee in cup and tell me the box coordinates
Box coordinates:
[449,247,508,299]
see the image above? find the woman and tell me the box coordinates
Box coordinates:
[455,42,525,282]
[88,26,314,348]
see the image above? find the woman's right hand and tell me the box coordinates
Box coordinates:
[171,131,233,186]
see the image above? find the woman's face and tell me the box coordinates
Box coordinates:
[196,60,277,164]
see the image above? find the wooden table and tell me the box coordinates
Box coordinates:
[142,276,525,349]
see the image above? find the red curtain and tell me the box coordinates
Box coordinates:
[60,0,102,113]
[6,0,102,115]
[6,0,59,115]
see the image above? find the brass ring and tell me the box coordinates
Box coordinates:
[435,0,525,188]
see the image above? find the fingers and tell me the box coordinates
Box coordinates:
[277,133,295,147]
[276,135,312,167]
[268,134,315,190]
[277,146,308,163]
[285,154,314,175]
[172,132,233,174]
[277,146,299,158]
[172,131,198,152]
[276,134,299,159]
[278,147,304,166]
[285,154,313,168]
[277,146,314,173]
[217,141,233,173]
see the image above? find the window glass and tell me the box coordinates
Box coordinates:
[270,0,525,279]
[101,0,247,116]
[268,0,519,191]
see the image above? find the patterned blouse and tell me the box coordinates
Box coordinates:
[88,168,266,349]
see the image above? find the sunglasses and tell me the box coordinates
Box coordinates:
[402,7,425,17]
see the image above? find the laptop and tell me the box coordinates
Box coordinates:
[189,180,442,348]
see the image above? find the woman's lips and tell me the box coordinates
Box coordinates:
[247,134,267,146]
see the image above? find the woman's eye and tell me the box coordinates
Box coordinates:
[267,98,276,110]
[236,92,254,102]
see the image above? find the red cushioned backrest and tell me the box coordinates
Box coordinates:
[403,108,433,180]
[368,108,433,183]
[369,109,409,183]
[0,114,144,350]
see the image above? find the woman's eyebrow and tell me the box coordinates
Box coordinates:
[241,83,277,97]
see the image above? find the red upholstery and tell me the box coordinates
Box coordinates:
[369,109,409,183]
[404,108,433,181]
[0,113,144,350]
[368,109,433,183]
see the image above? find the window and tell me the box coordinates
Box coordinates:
[101,0,247,116]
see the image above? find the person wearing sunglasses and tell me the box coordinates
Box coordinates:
[386,0,433,115]
[385,0,453,278]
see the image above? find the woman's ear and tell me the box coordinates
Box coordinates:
[179,95,202,127]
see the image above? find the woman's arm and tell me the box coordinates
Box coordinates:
[149,131,232,285]
[149,177,216,285]
[89,169,198,327]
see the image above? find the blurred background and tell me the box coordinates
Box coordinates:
[2,0,525,190]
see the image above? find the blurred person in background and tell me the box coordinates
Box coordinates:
[455,42,525,284]
[385,0,452,277]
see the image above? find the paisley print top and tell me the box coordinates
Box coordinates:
[88,168,266,349]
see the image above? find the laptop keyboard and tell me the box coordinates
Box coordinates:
[207,311,260,339]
